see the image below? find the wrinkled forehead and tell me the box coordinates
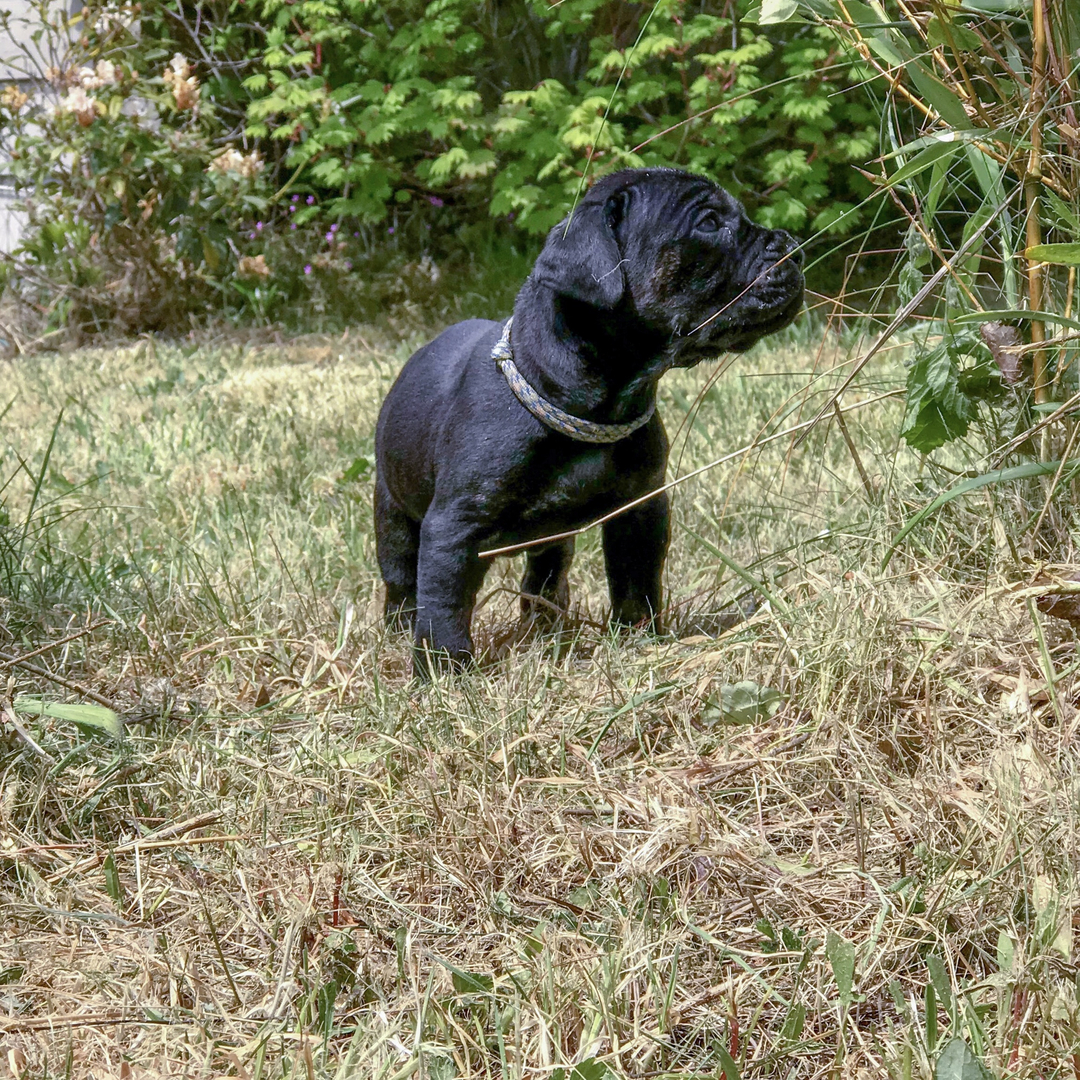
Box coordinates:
[585,169,744,220]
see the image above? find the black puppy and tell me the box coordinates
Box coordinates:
[375,168,803,674]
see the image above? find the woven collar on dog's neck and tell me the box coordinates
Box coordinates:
[491,318,655,444]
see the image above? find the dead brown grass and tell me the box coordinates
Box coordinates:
[1,328,1079,1079]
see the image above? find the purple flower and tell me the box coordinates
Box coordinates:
[330,222,338,232]
[290,222,296,230]
[353,231,359,237]
[304,264,312,274]
[256,221,263,231]
[306,195,315,205]
[291,194,299,202]
[388,226,395,235]
[248,231,256,240]
[344,259,353,270]
[428,195,444,207]
[325,232,334,242]
[289,204,296,212]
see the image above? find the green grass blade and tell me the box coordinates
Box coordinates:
[679,521,792,616]
[1025,243,1080,264]
[883,461,1068,569]
[13,697,123,740]
[954,309,1080,333]
[715,1046,741,1080]
[884,140,962,188]
[826,930,855,1011]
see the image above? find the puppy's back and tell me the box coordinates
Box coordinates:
[376,318,504,514]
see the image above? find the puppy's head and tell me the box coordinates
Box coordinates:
[532,168,804,367]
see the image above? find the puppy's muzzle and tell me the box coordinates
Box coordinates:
[740,231,804,318]
[761,230,804,284]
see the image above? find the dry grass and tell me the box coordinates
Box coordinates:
[2,325,1080,1079]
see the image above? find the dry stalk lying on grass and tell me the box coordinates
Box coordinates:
[1,332,1080,1078]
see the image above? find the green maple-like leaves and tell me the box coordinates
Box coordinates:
[902,334,1004,454]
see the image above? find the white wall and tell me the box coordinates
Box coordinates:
[1,0,80,251]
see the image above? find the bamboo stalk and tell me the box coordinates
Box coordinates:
[1026,0,1050,405]
[1051,265,1076,400]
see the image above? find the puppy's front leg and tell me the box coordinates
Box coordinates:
[413,509,489,677]
[603,492,671,631]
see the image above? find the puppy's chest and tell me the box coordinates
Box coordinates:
[511,447,651,529]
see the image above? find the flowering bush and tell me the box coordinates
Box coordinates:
[0,2,271,337]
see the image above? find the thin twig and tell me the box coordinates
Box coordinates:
[51,811,224,880]
[832,402,876,501]
[479,390,903,558]
[0,648,118,709]
[17,834,246,858]
[0,1011,141,1034]
[0,621,112,670]
[197,882,244,1009]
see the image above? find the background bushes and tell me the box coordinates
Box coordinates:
[0,0,880,338]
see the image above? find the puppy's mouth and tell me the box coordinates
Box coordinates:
[711,278,804,348]
[674,265,804,361]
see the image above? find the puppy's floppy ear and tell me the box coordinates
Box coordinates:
[531,190,630,309]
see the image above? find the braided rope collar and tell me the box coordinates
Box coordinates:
[491,318,655,445]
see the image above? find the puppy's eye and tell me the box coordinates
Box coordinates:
[696,211,721,234]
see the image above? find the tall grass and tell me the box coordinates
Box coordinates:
[2,322,1080,1077]
[773,0,1080,475]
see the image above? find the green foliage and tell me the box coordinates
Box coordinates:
[1,0,880,338]
[12,698,123,740]
[702,679,785,724]
[901,329,1004,454]
[240,0,877,236]
[826,930,856,1012]
[935,1038,992,1080]
[793,0,1080,459]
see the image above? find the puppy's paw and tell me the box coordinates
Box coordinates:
[412,644,475,681]
[610,606,664,636]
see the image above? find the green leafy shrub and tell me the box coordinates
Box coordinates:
[1,0,883,339]
[244,0,878,237]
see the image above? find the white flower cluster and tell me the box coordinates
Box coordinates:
[57,85,105,126]
[77,59,118,90]
[51,60,120,125]
[208,147,264,180]
[162,53,199,111]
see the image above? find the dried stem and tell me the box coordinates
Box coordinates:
[1026,0,1050,405]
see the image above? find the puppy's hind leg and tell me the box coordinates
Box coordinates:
[375,476,419,632]
[603,492,670,631]
[520,539,575,627]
